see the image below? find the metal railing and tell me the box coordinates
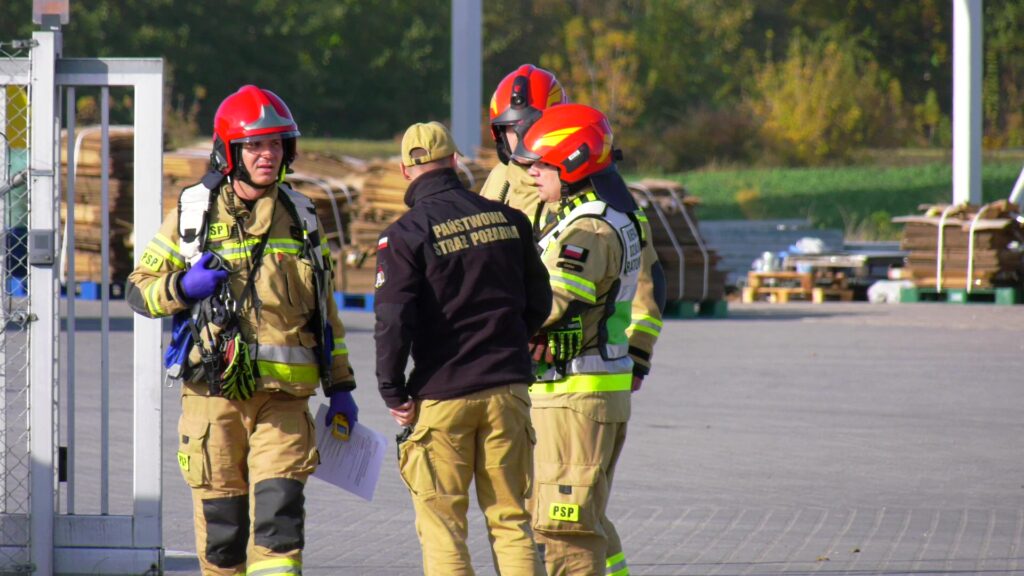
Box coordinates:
[0,37,34,575]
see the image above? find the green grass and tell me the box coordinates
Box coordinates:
[626,161,1024,239]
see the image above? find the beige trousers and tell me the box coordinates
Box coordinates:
[398,384,544,576]
[529,406,629,576]
[178,391,318,576]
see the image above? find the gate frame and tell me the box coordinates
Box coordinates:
[1,27,164,574]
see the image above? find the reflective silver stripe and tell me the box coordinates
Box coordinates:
[538,355,633,381]
[253,344,317,364]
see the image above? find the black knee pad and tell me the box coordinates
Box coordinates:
[202,494,249,568]
[254,478,305,552]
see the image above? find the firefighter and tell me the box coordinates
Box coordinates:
[482,63,664,395]
[480,64,568,223]
[510,104,642,576]
[375,121,552,575]
[126,85,358,576]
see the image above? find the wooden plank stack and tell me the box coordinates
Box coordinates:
[892,200,1024,289]
[628,179,726,302]
[342,157,490,293]
[59,127,136,283]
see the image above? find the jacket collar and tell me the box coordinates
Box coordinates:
[219,182,278,237]
[404,168,463,208]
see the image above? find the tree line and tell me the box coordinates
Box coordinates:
[3,0,1023,169]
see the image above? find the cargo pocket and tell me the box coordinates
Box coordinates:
[522,424,537,499]
[281,258,316,315]
[397,426,436,498]
[301,410,321,473]
[177,415,211,488]
[532,461,600,535]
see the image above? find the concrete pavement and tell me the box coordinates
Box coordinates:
[63,300,1024,575]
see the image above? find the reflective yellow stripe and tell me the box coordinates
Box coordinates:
[144,282,164,317]
[150,233,185,269]
[606,551,629,576]
[629,313,663,337]
[630,324,660,337]
[632,314,663,327]
[529,373,631,395]
[332,337,348,356]
[247,557,302,576]
[551,271,597,304]
[256,360,319,385]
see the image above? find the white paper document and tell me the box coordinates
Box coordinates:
[311,404,387,501]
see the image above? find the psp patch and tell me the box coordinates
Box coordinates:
[208,222,231,241]
[374,264,386,289]
[559,244,589,262]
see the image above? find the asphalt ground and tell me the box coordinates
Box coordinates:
[56,300,1024,575]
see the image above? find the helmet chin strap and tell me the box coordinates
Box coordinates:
[230,161,282,195]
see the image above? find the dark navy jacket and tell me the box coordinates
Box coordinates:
[374,167,551,408]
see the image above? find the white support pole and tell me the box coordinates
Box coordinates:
[28,28,59,576]
[131,63,164,549]
[451,0,482,158]
[952,0,983,206]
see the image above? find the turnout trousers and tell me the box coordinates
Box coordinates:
[177,389,319,576]
[398,384,544,576]
[529,406,630,576]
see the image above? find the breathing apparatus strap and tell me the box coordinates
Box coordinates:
[277,184,334,387]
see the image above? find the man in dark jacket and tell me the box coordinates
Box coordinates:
[375,121,550,575]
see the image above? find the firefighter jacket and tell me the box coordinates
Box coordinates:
[627,214,663,377]
[375,167,552,409]
[481,162,663,379]
[126,182,355,398]
[480,161,547,225]
[531,189,643,423]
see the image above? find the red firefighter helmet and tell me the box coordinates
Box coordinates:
[512,104,614,184]
[489,64,567,145]
[211,85,300,175]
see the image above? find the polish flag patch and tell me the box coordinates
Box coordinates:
[378,236,389,250]
[559,244,589,262]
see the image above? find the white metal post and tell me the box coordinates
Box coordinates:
[131,64,163,549]
[28,28,59,576]
[451,0,482,158]
[952,0,983,206]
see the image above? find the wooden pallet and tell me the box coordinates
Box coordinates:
[812,287,854,303]
[899,286,1021,305]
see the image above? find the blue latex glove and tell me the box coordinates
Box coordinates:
[180,252,228,301]
[325,390,359,441]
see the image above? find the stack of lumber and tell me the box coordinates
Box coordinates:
[59,127,136,283]
[628,179,726,302]
[892,201,1024,289]
[342,157,490,293]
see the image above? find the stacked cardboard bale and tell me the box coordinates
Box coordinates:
[60,127,136,284]
[892,201,1024,289]
[628,179,726,302]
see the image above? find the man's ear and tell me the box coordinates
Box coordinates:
[400,162,412,181]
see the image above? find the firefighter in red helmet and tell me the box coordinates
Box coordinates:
[512,103,642,576]
[480,64,568,221]
[127,85,358,575]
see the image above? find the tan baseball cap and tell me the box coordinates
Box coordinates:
[401,121,462,167]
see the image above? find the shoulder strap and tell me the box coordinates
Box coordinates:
[177,171,225,267]
[277,183,334,387]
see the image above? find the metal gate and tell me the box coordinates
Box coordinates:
[0,25,164,575]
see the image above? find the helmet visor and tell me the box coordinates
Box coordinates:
[232,130,300,144]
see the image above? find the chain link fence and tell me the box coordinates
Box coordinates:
[1,38,34,573]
